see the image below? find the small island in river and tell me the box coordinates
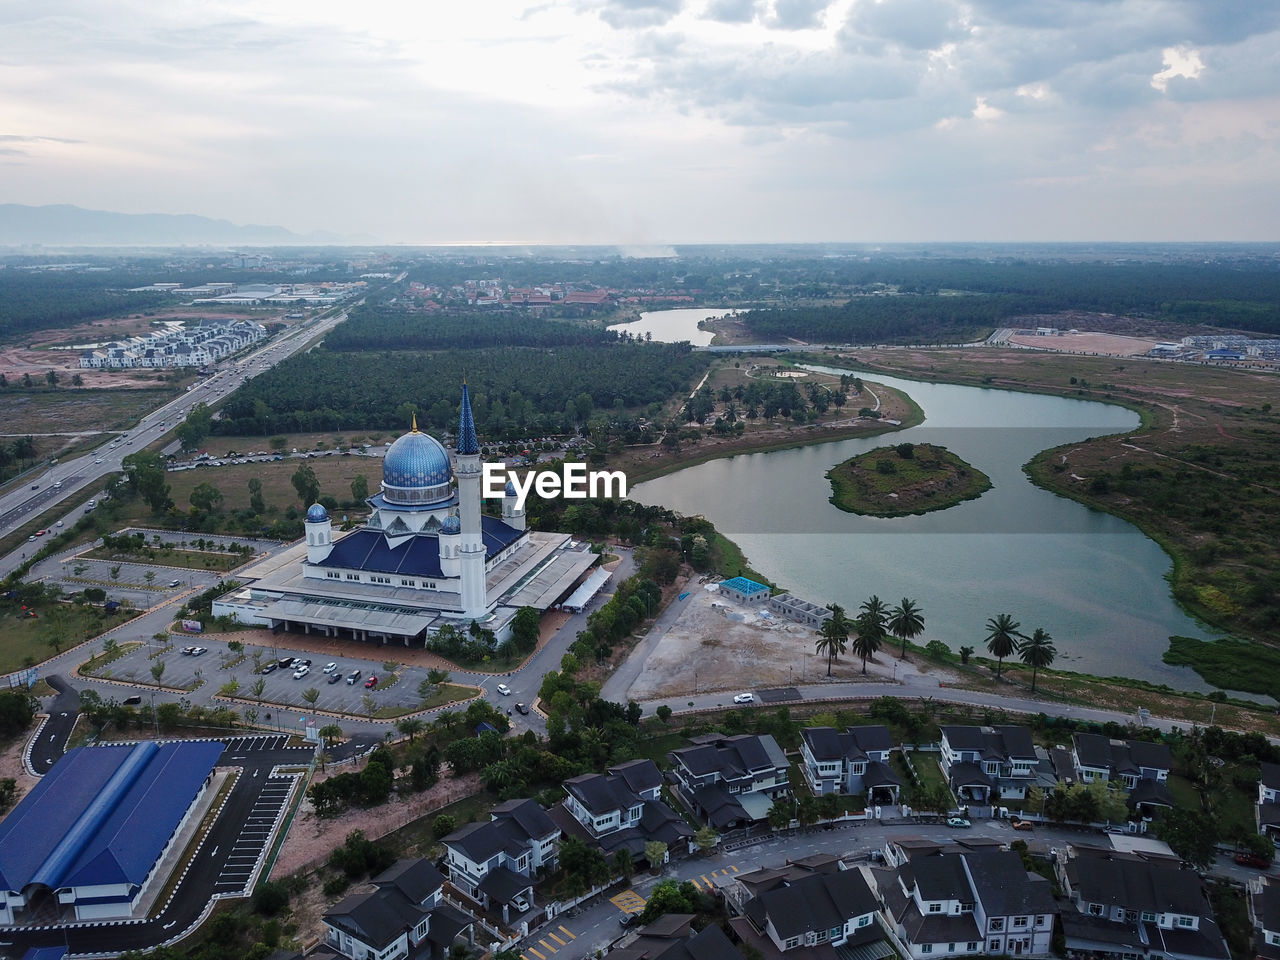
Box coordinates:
[826,442,992,517]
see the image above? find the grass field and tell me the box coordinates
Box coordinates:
[826,442,991,517]
[0,602,140,673]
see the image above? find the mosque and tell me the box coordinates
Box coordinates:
[212,384,600,645]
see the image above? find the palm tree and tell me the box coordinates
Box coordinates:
[397,717,425,742]
[984,613,1021,680]
[318,723,343,748]
[817,604,850,676]
[859,595,888,628]
[1018,628,1057,693]
[887,597,925,659]
[851,610,885,674]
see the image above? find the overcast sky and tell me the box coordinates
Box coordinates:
[2,0,1277,244]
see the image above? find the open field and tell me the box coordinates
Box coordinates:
[1006,331,1161,356]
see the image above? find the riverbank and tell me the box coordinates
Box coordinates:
[795,346,1280,680]
[826,442,991,517]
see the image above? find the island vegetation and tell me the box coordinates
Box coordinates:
[826,442,991,517]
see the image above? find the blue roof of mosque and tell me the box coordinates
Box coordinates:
[306,503,329,522]
[440,515,461,534]
[316,516,524,578]
[457,383,479,456]
[383,426,453,489]
[504,480,517,497]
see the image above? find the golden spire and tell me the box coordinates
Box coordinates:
[411,411,418,433]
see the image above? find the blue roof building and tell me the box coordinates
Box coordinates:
[719,577,771,605]
[0,741,222,924]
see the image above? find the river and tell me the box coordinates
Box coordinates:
[629,312,1226,693]
[607,307,733,347]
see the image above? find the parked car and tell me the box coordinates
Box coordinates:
[1235,851,1272,869]
[181,646,197,655]
[515,702,529,715]
[496,682,512,696]
[122,695,143,706]
[365,675,378,689]
[322,662,338,674]
[511,895,530,913]
[733,692,754,704]
[946,817,972,829]
[1010,818,1034,831]
[191,646,207,656]
[346,669,362,684]
[168,579,182,588]
[293,665,310,679]
[327,672,342,684]
[618,914,635,929]
[278,656,295,668]
[260,662,278,674]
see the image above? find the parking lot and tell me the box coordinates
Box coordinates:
[91,636,482,720]
[212,772,298,894]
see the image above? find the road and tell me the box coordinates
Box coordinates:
[0,304,355,582]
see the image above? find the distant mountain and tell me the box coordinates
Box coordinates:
[0,203,349,246]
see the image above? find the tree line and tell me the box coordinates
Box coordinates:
[325,306,620,351]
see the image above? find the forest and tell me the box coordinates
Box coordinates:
[213,341,707,437]
[741,260,1280,342]
[324,306,619,350]
[0,271,166,342]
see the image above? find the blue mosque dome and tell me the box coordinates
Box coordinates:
[504,480,517,497]
[440,515,461,535]
[306,503,328,522]
[381,415,454,505]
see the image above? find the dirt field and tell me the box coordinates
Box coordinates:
[623,585,956,702]
[1007,331,1160,356]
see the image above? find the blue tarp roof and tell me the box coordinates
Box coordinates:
[317,517,524,578]
[0,741,223,893]
[22,948,68,960]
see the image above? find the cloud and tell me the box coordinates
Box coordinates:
[593,0,685,29]
[0,134,84,144]
[702,0,759,23]
[769,0,830,31]
[1151,45,1204,92]
[844,0,963,50]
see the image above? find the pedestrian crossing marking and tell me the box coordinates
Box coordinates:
[610,890,647,913]
[527,949,545,960]
[538,939,557,953]
[548,933,566,946]
[558,925,576,939]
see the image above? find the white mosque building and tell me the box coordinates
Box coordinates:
[212,384,599,645]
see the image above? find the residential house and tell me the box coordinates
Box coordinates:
[1055,843,1230,960]
[322,858,474,960]
[876,845,1057,958]
[606,913,741,960]
[442,798,559,920]
[1250,879,1280,960]
[725,857,886,959]
[939,726,1039,804]
[556,759,693,862]
[1257,763,1280,841]
[1071,733,1175,817]
[800,725,902,804]
[669,734,791,829]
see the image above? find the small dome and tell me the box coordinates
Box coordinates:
[440,515,461,535]
[504,480,517,497]
[306,503,328,522]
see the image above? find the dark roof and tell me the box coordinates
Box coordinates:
[1126,779,1175,809]
[565,772,640,818]
[963,850,1056,916]
[803,727,847,762]
[1074,734,1172,779]
[748,869,879,940]
[1263,762,1280,792]
[947,761,994,789]
[0,741,222,893]
[476,864,532,904]
[372,859,444,905]
[1149,918,1232,960]
[800,725,895,765]
[610,759,664,795]
[849,725,894,754]
[1073,733,1115,770]
[692,784,751,828]
[903,852,971,903]
[423,902,474,951]
[863,759,903,789]
[609,921,742,960]
[1257,883,1280,932]
[1059,912,1146,950]
[1067,849,1207,916]
[325,887,428,950]
[1127,739,1173,772]
[444,818,530,863]
[317,516,524,577]
[942,725,1036,761]
[491,798,558,841]
[671,734,787,782]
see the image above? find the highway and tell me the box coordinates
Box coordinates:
[0,304,355,582]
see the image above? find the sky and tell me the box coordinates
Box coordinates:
[1,0,1278,244]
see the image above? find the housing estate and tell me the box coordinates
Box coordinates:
[442,798,559,920]
[556,759,693,862]
[876,842,1057,958]
[668,734,791,829]
[321,858,474,960]
[939,725,1040,804]
[1250,879,1280,960]
[78,319,267,369]
[607,914,741,960]
[800,725,901,804]
[1070,733,1175,815]
[723,857,886,958]
[1054,844,1230,960]
[1257,763,1280,841]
